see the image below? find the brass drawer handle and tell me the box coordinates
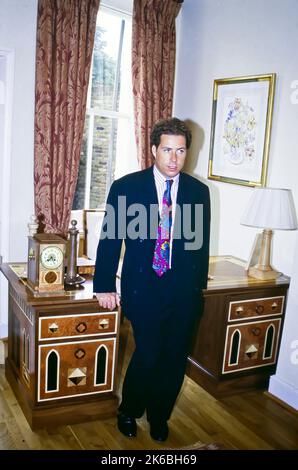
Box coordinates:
[251,327,261,336]
[76,322,87,333]
[255,304,264,314]
[271,302,278,310]
[235,306,244,316]
[99,319,110,329]
[74,348,86,359]
[48,322,59,333]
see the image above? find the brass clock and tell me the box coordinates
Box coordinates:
[27,233,67,292]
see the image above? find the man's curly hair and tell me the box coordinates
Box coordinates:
[150,118,192,149]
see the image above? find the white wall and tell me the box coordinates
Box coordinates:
[0,0,37,332]
[0,0,37,261]
[174,0,298,409]
[269,235,298,409]
[0,51,13,343]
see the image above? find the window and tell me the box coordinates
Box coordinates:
[73,6,137,210]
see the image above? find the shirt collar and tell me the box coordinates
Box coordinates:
[153,164,180,185]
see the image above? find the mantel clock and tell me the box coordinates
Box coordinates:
[27,233,67,292]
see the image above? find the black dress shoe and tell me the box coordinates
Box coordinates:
[117,412,137,438]
[149,421,169,442]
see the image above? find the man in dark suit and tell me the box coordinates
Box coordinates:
[93,118,210,442]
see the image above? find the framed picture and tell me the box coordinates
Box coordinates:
[208,74,276,187]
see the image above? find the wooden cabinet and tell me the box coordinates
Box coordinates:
[0,263,119,429]
[187,256,290,397]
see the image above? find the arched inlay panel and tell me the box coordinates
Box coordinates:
[46,350,59,392]
[95,346,108,385]
[264,324,275,359]
[229,329,241,365]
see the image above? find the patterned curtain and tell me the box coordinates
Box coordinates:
[34,0,100,235]
[132,0,182,169]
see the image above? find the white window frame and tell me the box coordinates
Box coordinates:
[82,5,133,210]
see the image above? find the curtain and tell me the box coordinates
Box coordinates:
[132,0,182,169]
[34,0,100,235]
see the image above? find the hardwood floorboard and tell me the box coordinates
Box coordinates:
[0,319,297,450]
[220,393,298,449]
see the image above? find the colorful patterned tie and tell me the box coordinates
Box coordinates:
[152,179,173,277]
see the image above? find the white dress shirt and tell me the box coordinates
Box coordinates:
[153,165,180,268]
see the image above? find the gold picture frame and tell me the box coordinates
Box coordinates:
[208,73,276,187]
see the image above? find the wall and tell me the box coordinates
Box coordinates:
[174,0,298,409]
[0,53,8,344]
[0,0,37,261]
[269,235,298,409]
[0,0,37,333]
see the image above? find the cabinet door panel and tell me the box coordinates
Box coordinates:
[222,318,281,374]
[38,338,116,401]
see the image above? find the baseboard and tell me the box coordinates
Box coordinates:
[0,341,5,365]
[0,330,8,364]
[268,374,298,411]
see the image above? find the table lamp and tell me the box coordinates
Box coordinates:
[241,188,297,280]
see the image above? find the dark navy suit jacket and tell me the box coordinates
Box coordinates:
[93,166,210,320]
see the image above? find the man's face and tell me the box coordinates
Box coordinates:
[152,134,187,178]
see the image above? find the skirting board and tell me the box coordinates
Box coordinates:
[269,374,298,411]
[0,341,5,365]
[0,324,8,364]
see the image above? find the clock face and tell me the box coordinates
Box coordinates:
[40,246,64,270]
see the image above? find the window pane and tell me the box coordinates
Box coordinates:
[114,117,136,179]
[72,8,137,213]
[73,116,89,210]
[89,116,118,209]
[91,12,122,110]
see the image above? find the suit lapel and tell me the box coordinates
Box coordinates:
[136,166,158,244]
[141,166,159,207]
[172,172,188,267]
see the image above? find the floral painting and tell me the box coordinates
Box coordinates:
[208,74,276,187]
[223,97,257,165]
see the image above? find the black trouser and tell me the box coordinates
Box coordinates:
[119,271,197,423]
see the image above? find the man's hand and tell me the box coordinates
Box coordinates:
[96,292,120,311]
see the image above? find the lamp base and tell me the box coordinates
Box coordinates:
[247,229,281,280]
[248,265,281,280]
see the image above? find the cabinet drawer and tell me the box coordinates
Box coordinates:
[39,312,117,340]
[222,318,281,374]
[228,296,284,321]
[38,337,116,401]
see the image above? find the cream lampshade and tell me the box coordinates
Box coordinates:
[241,188,297,280]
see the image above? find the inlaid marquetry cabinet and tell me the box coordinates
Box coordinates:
[0,263,120,429]
[187,256,290,397]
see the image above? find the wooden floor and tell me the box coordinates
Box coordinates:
[0,319,297,450]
